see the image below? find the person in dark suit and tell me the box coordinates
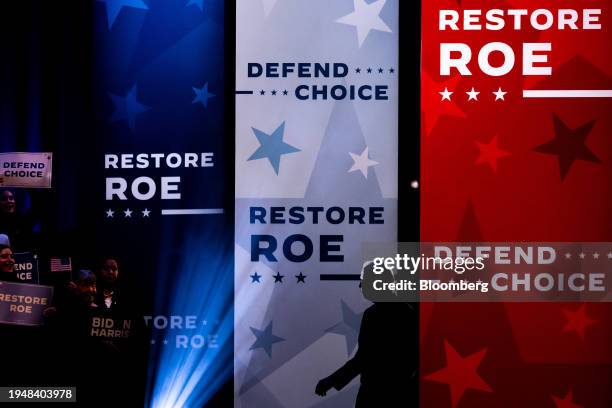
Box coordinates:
[315,266,418,407]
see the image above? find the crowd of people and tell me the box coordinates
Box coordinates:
[0,188,144,403]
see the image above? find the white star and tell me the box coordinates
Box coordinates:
[336,0,392,47]
[124,208,132,218]
[105,209,114,218]
[163,339,168,345]
[439,87,453,101]
[593,252,600,259]
[493,87,507,101]
[565,253,572,259]
[349,147,379,178]
[142,208,150,217]
[466,87,480,101]
[579,252,586,259]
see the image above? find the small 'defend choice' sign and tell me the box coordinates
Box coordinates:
[0,152,53,188]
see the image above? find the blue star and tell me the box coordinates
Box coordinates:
[186,0,204,12]
[248,122,300,175]
[249,321,285,357]
[295,272,307,283]
[325,301,363,354]
[250,272,262,283]
[108,84,150,131]
[97,0,148,29]
[273,271,284,283]
[192,83,216,108]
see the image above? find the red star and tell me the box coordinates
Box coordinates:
[425,340,492,407]
[475,135,510,173]
[551,389,583,408]
[421,71,465,136]
[533,114,600,181]
[561,305,597,341]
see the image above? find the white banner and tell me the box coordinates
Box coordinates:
[235,1,398,407]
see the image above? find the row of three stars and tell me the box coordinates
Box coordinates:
[258,89,289,96]
[565,252,612,259]
[105,208,151,218]
[440,87,508,101]
[250,272,307,283]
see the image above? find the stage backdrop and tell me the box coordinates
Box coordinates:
[421,1,612,407]
[235,1,398,407]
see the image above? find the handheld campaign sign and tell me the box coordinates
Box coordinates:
[0,281,53,326]
[0,152,53,188]
[13,252,40,284]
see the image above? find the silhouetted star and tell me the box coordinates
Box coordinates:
[424,340,492,408]
[325,300,362,354]
[475,135,510,172]
[551,389,583,408]
[249,321,285,357]
[260,89,265,95]
[282,90,288,95]
[366,67,372,73]
[561,305,597,340]
[97,0,148,29]
[355,68,361,73]
[273,272,284,283]
[533,114,600,181]
[378,67,384,73]
[295,272,306,283]
[271,90,277,96]
[108,84,150,131]
[192,83,216,108]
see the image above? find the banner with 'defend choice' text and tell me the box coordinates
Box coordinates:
[0,152,52,188]
[235,1,398,406]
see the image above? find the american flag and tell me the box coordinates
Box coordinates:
[50,257,71,272]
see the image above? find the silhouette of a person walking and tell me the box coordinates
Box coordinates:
[315,265,418,407]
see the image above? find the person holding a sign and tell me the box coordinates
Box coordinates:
[0,244,17,282]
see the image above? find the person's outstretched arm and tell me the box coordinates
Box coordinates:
[315,347,362,396]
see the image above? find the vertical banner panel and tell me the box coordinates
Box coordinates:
[235,1,398,407]
[90,1,231,407]
[421,1,612,407]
